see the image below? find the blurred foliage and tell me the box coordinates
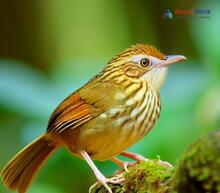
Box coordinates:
[0,0,219,193]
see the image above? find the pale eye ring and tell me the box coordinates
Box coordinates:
[140,58,150,67]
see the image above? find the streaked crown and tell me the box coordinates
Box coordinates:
[104,44,186,90]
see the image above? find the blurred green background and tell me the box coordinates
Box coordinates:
[0,0,219,193]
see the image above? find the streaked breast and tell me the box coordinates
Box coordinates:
[110,81,161,148]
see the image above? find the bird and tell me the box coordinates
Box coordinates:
[1,44,186,193]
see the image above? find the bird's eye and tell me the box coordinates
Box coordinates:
[140,58,150,67]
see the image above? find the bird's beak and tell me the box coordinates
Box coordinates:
[157,55,186,68]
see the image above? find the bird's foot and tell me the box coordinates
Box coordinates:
[111,157,136,173]
[158,160,173,168]
[120,161,135,172]
[120,151,173,168]
[89,173,124,193]
[107,173,125,184]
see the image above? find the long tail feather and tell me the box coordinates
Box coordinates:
[1,135,57,193]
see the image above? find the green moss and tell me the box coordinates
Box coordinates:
[174,132,220,193]
[91,159,174,193]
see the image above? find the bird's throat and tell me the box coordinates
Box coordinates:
[141,67,168,91]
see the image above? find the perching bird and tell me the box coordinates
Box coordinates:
[1,44,186,193]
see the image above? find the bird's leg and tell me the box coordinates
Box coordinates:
[120,151,148,163]
[79,150,124,193]
[111,157,135,172]
[120,151,173,168]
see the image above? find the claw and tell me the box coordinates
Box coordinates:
[89,182,98,193]
[89,174,124,193]
[89,180,112,193]
[111,157,135,173]
[107,173,125,184]
[122,162,130,172]
[158,160,173,168]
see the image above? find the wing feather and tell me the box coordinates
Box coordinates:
[47,92,96,133]
[47,81,121,133]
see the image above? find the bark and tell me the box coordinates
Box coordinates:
[91,131,220,193]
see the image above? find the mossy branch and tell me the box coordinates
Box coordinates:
[91,131,220,193]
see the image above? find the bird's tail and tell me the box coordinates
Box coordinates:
[1,135,57,193]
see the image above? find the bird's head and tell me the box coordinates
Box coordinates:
[107,44,186,90]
